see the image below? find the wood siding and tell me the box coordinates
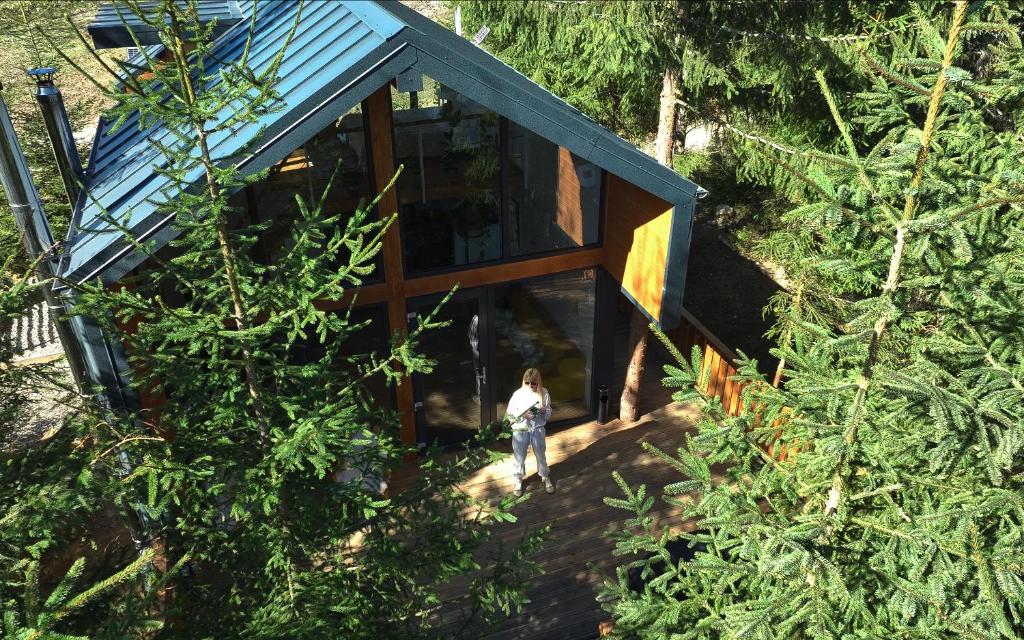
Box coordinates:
[555,148,584,245]
[403,248,602,298]
[602,173,673,322]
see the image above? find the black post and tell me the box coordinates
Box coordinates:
[591,266,617,420]
[0,80,90,393]
[28,68,84,209]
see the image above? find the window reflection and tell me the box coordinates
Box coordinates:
[391,79,501,272]
[494,269,596,424]
[249,106,374,269]
[407,295,485,447]
[508,123,601,257]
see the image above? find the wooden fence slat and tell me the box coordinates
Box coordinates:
[705,348,721,397]
[667,311,752,418]
[729,380,743,416]
[714,356,730,402]
[707,350,722,398]
[721,373,735,415]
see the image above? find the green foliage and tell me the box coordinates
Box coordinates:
[458,0,906,144]
[2,551,155,640]
[602,2,1024,637]
[43,1,544,637]
[1,268,155,638]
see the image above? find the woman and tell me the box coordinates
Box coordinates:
[506,368,555,496]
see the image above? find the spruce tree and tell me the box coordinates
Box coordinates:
[602,2,1024,637]
[456,1,906,154]
[48,1,541,637]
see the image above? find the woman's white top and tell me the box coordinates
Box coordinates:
[506,386,552,432]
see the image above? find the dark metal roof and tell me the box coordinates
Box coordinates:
[378,1,702,204]
[62,0,703,304]
[63,0,407,284]
[88,1,244,49]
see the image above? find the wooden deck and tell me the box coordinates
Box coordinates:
[436,399,703,639]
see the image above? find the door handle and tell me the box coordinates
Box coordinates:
[414,401,423,412]
[481,366,486,385]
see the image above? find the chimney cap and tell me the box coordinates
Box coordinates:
[27,67,58,82]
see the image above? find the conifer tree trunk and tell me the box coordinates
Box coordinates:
[168,24,268,445]
[621,65,678,423]
[620,307,648,423]
[654,67,678,166]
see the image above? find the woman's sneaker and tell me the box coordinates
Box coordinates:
[543,477,555,494]
[513,480,524,497]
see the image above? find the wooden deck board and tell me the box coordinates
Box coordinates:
[434,398,702,639]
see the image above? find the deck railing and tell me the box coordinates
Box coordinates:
[664,307,747,416]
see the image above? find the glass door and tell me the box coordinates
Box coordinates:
[492,270,595,424]
[408,269,599,449]
[408,290,493,448]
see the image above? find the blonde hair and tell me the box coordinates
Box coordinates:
[522,369,546,406]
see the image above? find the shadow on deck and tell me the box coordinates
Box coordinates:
[437,400,703,639]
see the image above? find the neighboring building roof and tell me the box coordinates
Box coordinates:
[61,0,703,288]
[88,0,244,49]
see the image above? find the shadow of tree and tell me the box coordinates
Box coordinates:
[683,218,782,373]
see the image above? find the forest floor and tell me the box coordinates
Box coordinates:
[682,211,783,375]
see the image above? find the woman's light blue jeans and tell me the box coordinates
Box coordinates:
[512,427,549,481]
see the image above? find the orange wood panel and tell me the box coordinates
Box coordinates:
[721,376,735,415]
[699,344,715,395]
[715,357,731,403]
[602,173,673,322]
[729,381,744,416]
[403,247,603,298]
[708,350,725,398]
[555,148,584,244]
[366,86,416,448]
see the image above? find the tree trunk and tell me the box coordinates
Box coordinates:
[620,307,649,423]
[620,67,677,423]
[654,67,678,166]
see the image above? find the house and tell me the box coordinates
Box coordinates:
[11,0,704,448]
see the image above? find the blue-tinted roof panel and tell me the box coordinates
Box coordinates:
[65,0,403,282]
[89,0,244,49]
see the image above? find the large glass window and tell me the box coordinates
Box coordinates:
[391,77,604,274]
[248,105,375,271]
[507,122,601,257]
[407,293,485,447]
[493,269,596,424]
[408,269,597,448]
[391,79,501,273]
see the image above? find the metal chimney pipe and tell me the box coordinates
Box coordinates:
[0,80,90,392]
[27,68,84,209]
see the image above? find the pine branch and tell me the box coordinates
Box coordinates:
[823,0,970,527]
